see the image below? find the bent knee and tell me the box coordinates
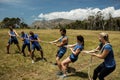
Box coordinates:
[61,61,67,66]
[56,57,60,61]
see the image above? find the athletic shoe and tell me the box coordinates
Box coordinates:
[41,58,47,62]
[56,71,63,75]
[67,69,71,73]
[32,60,34,63]
[59,74,67,78]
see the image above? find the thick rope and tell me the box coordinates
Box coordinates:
[88,55,92,80]
[81,51,93,80]
[41,41,51,44]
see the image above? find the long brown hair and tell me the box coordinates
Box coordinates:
[77,35,84,47]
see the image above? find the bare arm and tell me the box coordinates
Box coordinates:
[21,37,24,41]
[70,48,81,56]
[14,30,19,37]
[37,37,42,42]
[8,31,17,37]
[64,43,76,48]
[50,37,61,43]
[8,31,12,36]
[82,45,100,54]
[89,45,100,53]
[91,49,109,59]
[55,37,68,47]
[30,39,39,42]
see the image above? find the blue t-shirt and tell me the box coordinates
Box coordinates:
[70,43,84,58]
[21,33,30,44]
[29,34,39,45]
[9,30,16,39]
[58,36,68,50]
[101,44,116,68]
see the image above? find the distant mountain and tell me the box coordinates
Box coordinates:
[31,18,75,29]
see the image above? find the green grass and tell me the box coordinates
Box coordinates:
[0,29,120,80]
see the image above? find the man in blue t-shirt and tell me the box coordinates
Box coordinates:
[29,31,45,63]
[6,26,21,54]
[50,28,68,74]
[21,31,31,57]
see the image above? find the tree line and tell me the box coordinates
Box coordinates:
[55,12,120,31]
[0,17,29,28]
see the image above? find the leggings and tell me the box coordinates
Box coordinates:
[93,62,116,80]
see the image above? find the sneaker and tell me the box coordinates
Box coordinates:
[41,58,47,62]
[32,60,34,63]
[59,74,67,78]
[56,71,63,75]
[67,69,71,73]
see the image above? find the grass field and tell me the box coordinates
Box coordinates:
[0,29,120,80]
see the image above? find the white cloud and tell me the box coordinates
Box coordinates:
[37,7,120,21]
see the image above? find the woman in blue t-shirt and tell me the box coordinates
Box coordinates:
[59,35,84,78]
[91,32,116,80]
[21,31,31,57]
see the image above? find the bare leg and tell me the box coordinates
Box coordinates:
[6,44,10,54]
[56,57,62,71]
[31,50,35,60]
[31,50,35,63]
[61,57,71,75]
[16,44,21,53]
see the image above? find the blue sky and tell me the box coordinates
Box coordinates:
[0,0,120,25]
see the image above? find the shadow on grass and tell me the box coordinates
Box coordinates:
[67,67,88,79]
[35,57,47,62]
[68,71,88,79]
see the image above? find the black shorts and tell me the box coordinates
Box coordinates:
[56,48,66,59]
[31,44,42,51]
[69,54,78,62]
[8,37,19,44]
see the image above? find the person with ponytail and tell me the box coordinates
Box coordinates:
[91,32,116,80]
[59,35,84,78]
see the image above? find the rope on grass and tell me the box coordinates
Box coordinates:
[81,51,93,80]
[88,56,92,80]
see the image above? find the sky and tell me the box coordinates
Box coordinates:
[0,0,120,25]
